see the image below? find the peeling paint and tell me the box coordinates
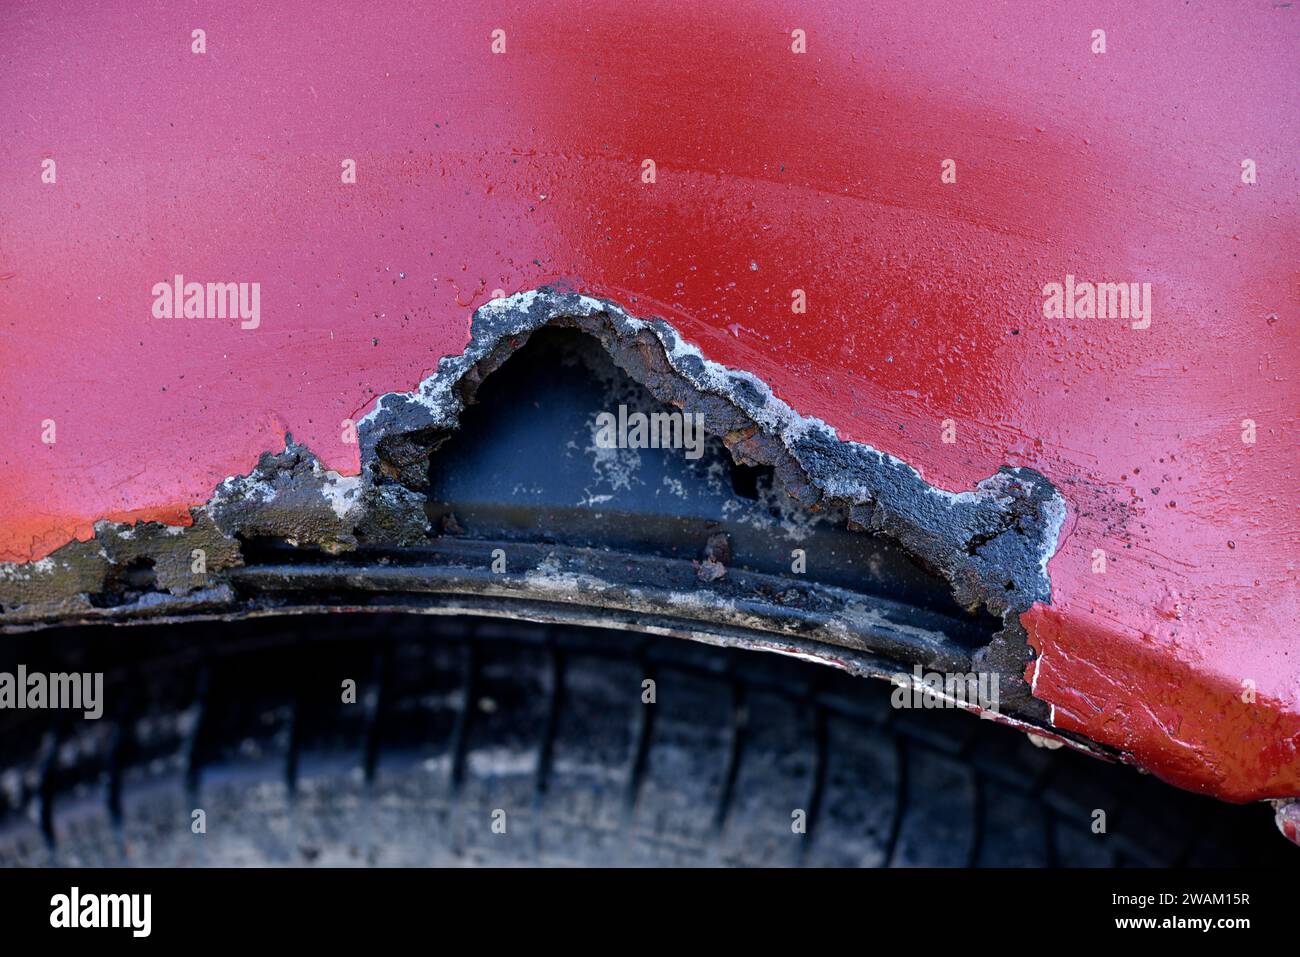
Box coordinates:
[362,288,1065,610]
[1,290,1063,725]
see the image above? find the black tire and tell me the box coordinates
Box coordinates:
[0,614,1286,867]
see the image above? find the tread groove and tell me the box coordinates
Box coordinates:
[36,727,60,850]
[534,631,563,802]
[361,641,389,786]
[968,773,986,867]
[797,702,829,865]
[622,659,656,818]
[183,664,212,798]
[882,734,908,866]
[712,680,746,836]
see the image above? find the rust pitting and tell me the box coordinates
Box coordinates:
[0,287,1065,717]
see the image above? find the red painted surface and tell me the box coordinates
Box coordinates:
[1278,802,1300,846]
[1,1,1296,800]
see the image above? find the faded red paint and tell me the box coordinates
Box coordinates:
[1,1,1296,800]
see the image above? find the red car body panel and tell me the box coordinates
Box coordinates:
[1,1,1296,801]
